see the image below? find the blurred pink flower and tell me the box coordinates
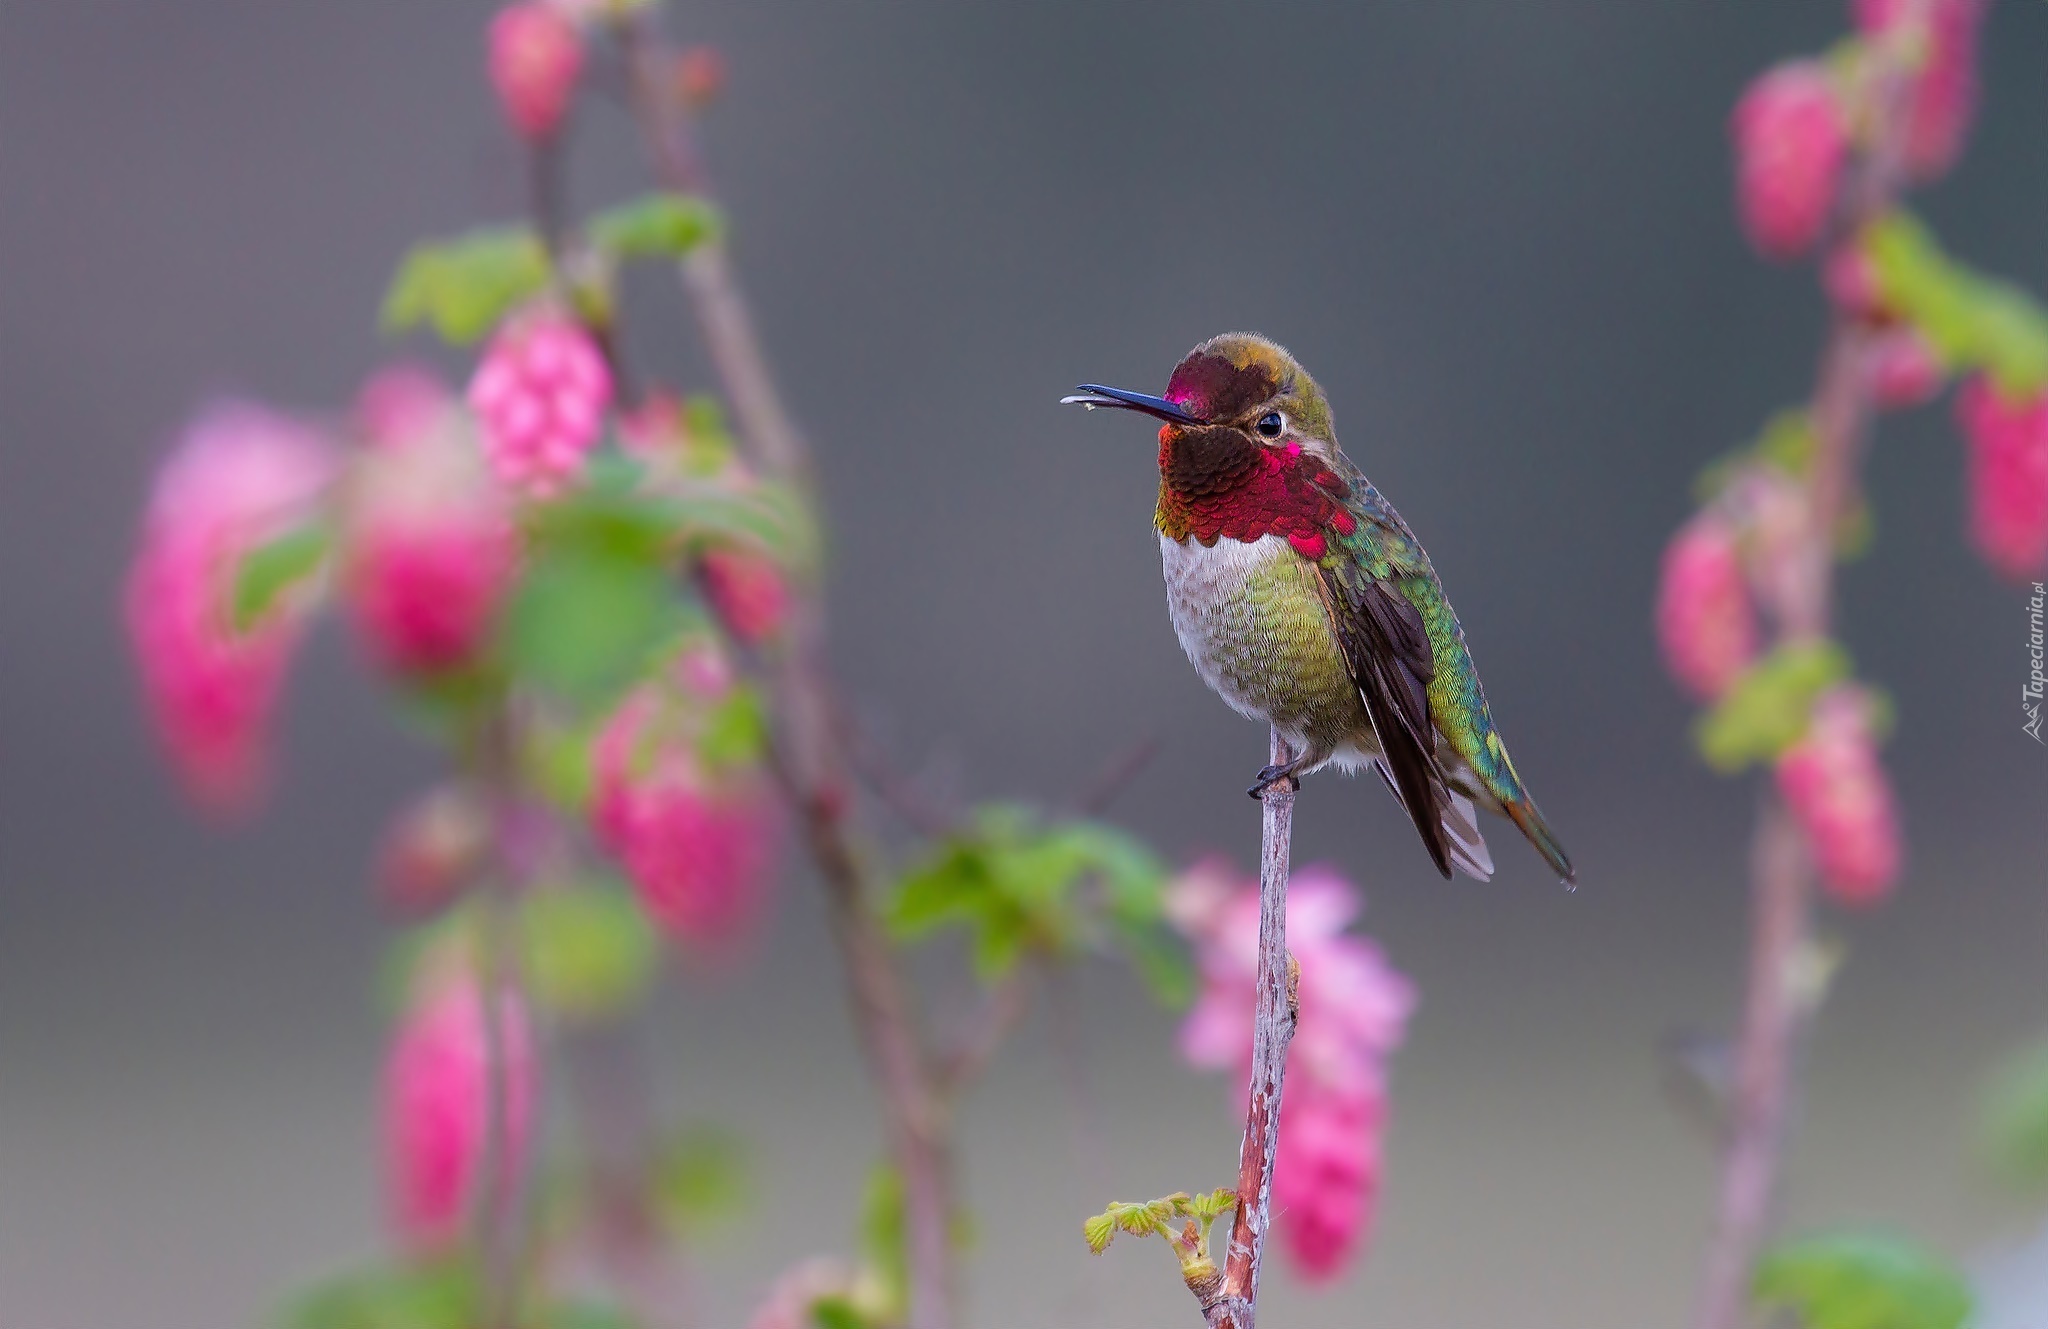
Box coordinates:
[343,369,518,676]
[1823,240,1885,321]
[1732,62,1847,260]
[1955,374,2048,579]
[375,783,490,917]
[1867,326,1945,410]
[468,309,612,497]
[1854,0,1984,183]
[591,655,777,956]
[486,3,583,142]
[701,548,792,645]
[1657,512,1759,702]
[1172,859,1414,1282]
[1775,687,1902,907]
[745,1258,865,1329]
[124,402,335,814]
[382,979,537,1252]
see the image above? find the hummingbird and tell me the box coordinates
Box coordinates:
[1064,333,1573,885]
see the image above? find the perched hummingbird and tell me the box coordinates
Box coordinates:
[1064,333,1573,884]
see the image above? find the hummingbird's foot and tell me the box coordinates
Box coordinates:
[1246,761,1305,799]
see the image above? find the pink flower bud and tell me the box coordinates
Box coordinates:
[1173,861,1412,1282]
[1775,688,1902,906]
[701,548,792,644]
[677,45,727,112]
[382,980,537,1251]
[1656,513,1759,702]
[344,372,518,675]
[1854,0,1984,183]
[1823,241,1886,321]
[376,784,491,916]
[486,3,583,142]
[1955,375,2048,580]
[1867,326,1945,410]
[124,403,336,814]
[1732,62,1848,261]
[467,309,613,497]
[591,675,778,957]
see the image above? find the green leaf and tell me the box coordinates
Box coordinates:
[277,1260,478,1329]
[502,547,680,707]
[1753,1231,1971,1329]
[809,1299,871,1329]
[654,1124,751,1238]
[520,882,661,1024]
[1695,641,1852,773]
[1866,212,2048,394]
[1082,1212,1119,1255]
[860,1164,908,1317]
[1980,1040,2048,1187]
[884,807,1182,993]
[696,685,769,770]
[232,524,331,631]
[381,227,551,345]
[588,194,722,261]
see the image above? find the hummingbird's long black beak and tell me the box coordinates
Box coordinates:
[1059,384,1203,426]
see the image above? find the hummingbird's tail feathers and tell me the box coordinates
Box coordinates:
[1503,798,1575,887]
[1366,758,1466,882]
[1441,788,1496,882]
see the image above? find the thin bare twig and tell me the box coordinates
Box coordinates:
[1072,736,1162,818]
[610,15,965,1329]
[1193,727,1299,1329]
[1691,12,1935,1328]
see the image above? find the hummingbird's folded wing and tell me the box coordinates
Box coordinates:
[1315,562,1454,879]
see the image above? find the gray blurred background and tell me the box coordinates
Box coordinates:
[4,2,2047,1326]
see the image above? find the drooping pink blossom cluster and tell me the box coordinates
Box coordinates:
[1171,859,1414,1283]
[1774,687,1903,906]
[124,403,336,814]
[1853,0,1984,184]
[486,3,584,142]
[701,548,792,645]
[382,977,538,1251]
[1955,374,2048,580]
[468,308,613,497]
[1731,62,1847,261]
[343,368,519,676]
[591,645,779,956]
[1656,512,1759,702]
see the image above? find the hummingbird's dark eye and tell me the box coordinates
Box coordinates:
[1255,412,1285,439]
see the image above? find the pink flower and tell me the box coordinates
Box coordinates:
[1656,512,1759,702]
[1854,0,1984,183]
[1732,62,1847,260]
[382,979,537,1251]
[677,46,728,112]
[1867,326,1945,410]
[375,784,490,917]
[591,655,777,956]
[486,3,583,142]
[1955,375,2048,580]
[124,403,335,814]
[468,309,612,497]
[343,370,518,675]
[1173,860,1414,1282]
[1775,687,1902,906]
[701,548,792,644]
[1823,241,1886,321]
[745,1258,865,1329]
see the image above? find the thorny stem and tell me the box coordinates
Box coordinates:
[1196,727,1299,1329]
[612,16,966,1327]
[1691,12,1935,1329]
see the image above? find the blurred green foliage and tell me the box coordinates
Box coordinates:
[1753,1232,1971,1329]
[381,227,551,346]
